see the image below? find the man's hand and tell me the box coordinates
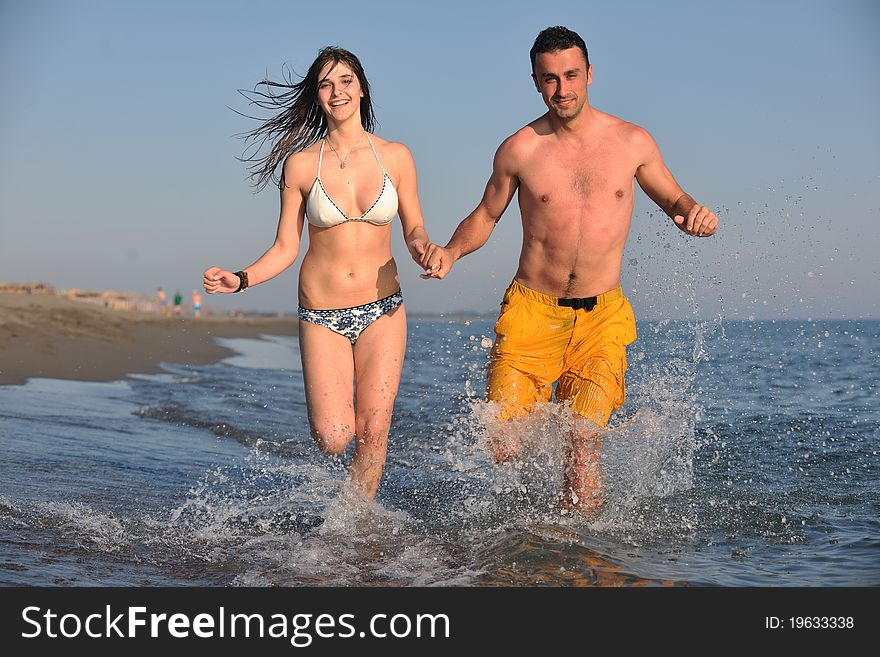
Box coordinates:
[408,238,443,278]
[673,204,718,237]
[419,243,454,279]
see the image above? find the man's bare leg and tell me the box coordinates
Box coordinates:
[489,422,523,463]
[562,421,605,515]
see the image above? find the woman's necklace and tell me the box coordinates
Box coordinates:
[325,131,367,169]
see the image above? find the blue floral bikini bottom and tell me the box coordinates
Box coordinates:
[298,290,403,344]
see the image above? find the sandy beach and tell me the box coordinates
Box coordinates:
[0,292,296,386]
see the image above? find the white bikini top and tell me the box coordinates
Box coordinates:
[306,134,398,228]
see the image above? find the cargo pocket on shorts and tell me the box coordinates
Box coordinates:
[562,355,628,427]
[492,287,526,338]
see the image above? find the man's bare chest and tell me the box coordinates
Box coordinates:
[518,147,637,207]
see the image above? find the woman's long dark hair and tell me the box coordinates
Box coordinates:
[238,47,376,191]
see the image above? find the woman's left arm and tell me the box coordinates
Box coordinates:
[392,143,432,266]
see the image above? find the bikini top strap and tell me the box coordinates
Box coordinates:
[365,134,387,175]
[317,139,325,177]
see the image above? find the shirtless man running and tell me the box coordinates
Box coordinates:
[421,26,718,515]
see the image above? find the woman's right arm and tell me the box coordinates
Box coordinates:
[204,154,307,294]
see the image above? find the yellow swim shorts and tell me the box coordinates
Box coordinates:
[486,279,637,427]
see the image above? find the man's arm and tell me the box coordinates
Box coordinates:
[420,137,520,279]
[633,127,718,237]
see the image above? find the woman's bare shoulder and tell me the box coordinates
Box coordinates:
[370,135,414,168]
[282,145,321,184]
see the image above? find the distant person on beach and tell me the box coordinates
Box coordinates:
[156,287,168,315]
[191,290,202,318]
[173,290,183,316]
[204,47,434,499]
[420,26,718,514]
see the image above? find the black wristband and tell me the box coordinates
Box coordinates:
[233,270,249,293]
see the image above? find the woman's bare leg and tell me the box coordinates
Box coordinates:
[298,320,356,456]
[349,306,407,498]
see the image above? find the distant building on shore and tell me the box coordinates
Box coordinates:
[0,282,55,295]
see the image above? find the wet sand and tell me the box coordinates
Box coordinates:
[0,293,296,385]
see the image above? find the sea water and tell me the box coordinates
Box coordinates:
[1,320,878,586]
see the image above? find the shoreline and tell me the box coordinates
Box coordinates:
[0,293,297,386]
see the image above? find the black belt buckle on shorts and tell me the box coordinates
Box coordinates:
[557,296,597,311]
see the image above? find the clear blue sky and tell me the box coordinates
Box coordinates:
[1,0,878,319]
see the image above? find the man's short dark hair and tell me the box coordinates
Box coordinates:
[530,26,589,71]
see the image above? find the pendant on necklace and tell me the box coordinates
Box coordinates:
[340,162,346,169]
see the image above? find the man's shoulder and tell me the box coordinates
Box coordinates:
[598,111,654,147]
[497,117,548,159]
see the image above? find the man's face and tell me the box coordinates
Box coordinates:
[532,48,592,120]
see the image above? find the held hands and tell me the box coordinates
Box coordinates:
[203,267,240,294]
[408,239,448,279]
[673,205,718,237]
[415,241,453,280]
